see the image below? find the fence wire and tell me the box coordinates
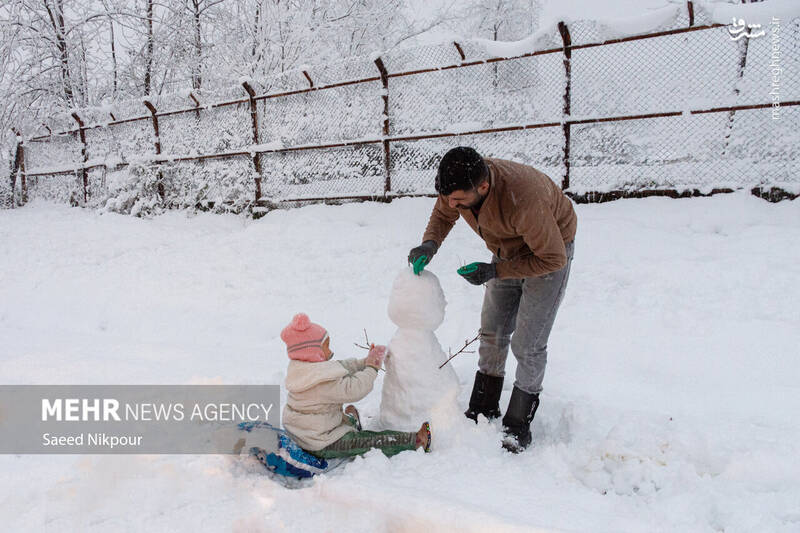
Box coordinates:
[9,7,800,210]
[159,156,257,209]
[257,81,383,147]
[25,171,83,204]
[390,49,564,136]
[260,144,385,200]
[390,127,565,195]
[102,121,156,161]
[24,135,81,174]
[570,25,743,117]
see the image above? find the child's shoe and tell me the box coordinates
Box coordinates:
[344,405,362,431]
[416,422,431,452]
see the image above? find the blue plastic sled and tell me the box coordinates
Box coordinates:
[237,421,348,480]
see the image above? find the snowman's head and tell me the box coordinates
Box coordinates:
[388,268,447,330]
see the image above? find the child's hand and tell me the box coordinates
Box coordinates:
[366,344,387,369]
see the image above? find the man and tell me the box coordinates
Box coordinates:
[407,147,577,453]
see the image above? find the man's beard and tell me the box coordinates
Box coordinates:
[457,192,486,210]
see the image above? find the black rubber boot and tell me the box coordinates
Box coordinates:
[501,386,540,453]
[464,371,504,422]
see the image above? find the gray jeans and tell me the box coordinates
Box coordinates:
[478,241,575,395]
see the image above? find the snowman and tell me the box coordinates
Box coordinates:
[379,268,461,432]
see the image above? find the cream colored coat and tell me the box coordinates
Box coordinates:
[282,357,378,451]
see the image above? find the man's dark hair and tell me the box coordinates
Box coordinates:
[435,146,489,195]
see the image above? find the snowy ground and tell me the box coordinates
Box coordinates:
[1,193,799,532]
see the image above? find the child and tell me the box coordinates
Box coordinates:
[280,313,431,458]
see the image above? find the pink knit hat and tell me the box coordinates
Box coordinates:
[280,313,329,362]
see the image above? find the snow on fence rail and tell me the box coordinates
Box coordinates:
[3,2,799,212]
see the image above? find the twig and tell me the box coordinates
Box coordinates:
[439,333,480,369]
[354,328,371,350]
[353,329,385,372]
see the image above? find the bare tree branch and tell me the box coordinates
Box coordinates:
[439,333,480,369]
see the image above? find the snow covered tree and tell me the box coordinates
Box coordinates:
[459,0,542,42]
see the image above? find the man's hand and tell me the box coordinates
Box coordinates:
[457,262,496,285]
[408,240,438,275]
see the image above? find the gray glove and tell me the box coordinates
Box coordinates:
[457,262,497,285]
[408,240,438,275]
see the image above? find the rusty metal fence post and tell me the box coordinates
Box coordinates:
[71,112,89,203]
[722,7,750,156]
[18,141,26,204]
[8,142,17,207]
[19,142,27,204]
[302,70,314,88]
[453,41,466,61]
[374,57,391,195]
[558,21,572,191]
[11,128,27,204]
[242,81,263,202]
[142,100,161,154]
[143,99,165,199]
[188,92,201,119]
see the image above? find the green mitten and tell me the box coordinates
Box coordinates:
[457,262,496,285]
[457,263,478,275]
[412,255,429,275]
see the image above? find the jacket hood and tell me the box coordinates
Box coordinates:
[284,359,349,393]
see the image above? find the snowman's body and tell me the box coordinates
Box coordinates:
[379,269,460,431]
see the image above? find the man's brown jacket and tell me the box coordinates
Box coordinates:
[422,157,577,279]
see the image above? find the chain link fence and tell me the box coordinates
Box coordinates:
[4,3,798,212]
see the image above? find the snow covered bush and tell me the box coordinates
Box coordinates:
[100,157,257,217]
[158,158,257,213]
[102,163,164,218]
[1,171,13,208]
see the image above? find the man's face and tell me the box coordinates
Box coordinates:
[444,180,489,210]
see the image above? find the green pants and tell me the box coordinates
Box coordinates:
[311,416,417,459]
